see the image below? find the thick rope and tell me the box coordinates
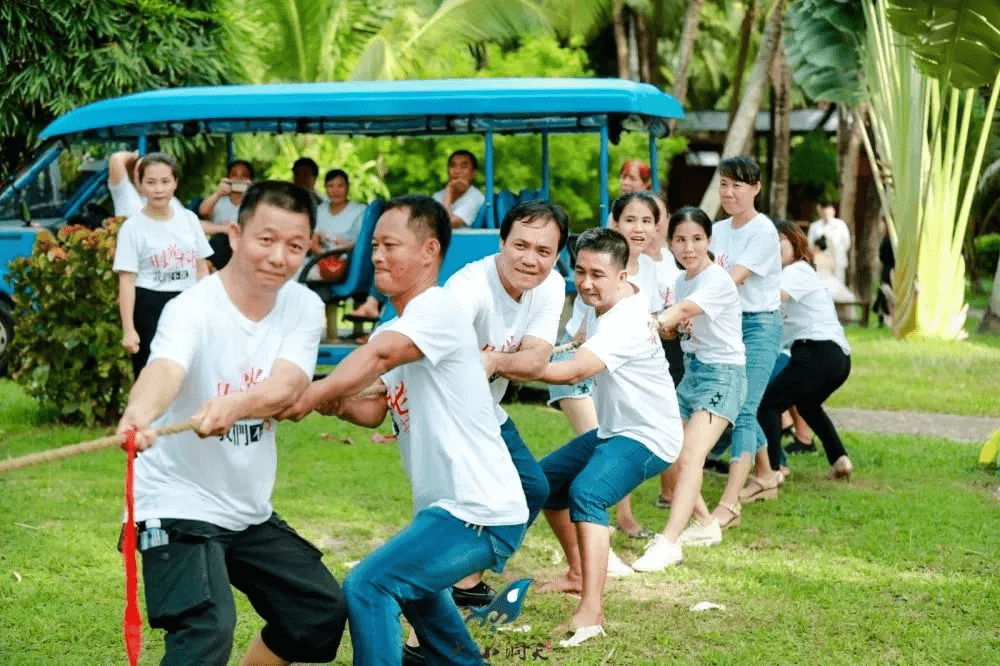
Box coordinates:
[0,420,198,473]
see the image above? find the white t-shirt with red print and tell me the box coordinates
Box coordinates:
[113,208,212,291]
[376,287,528,526]
[674,263,746,366]
[444,254,564,424]
[651,251,682,309]
[581,291,683,464]
[710,213,781,313]
[132,274,324,531]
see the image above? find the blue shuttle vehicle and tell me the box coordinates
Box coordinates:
[0,78,683,369]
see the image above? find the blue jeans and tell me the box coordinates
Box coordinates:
[343,507,524,666]
[501,418,549,527]
[715,310,781,461]
[541,429,670,525]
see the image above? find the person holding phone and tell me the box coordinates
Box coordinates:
[199,160,255,268]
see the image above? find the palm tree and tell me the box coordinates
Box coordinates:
[859,0,1000,339]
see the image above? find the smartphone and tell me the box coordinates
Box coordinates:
[230,180,249,193]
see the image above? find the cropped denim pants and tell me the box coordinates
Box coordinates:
[541,429,670,525]
[715,310,781,461]
[343,507,524,666]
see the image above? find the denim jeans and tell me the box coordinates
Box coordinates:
[541,429,670,525]
[501,417,549,527]
[714,310,781,461]
[343,507,524,666]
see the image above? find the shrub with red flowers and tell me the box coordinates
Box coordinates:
[8,218,132,425]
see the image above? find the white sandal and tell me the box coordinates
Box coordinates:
[559,625,605,647]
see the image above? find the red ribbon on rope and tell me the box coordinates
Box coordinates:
[122,429,142,666]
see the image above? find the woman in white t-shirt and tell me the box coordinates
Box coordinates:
[759,222,853,480]
[632,207,747,572]
[113,152,212,379]
[708,156,783,526]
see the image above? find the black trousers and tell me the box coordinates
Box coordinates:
[132,287,181,379]
[139,513,347,665]
[662,337,685,388]
[758,339,851,468]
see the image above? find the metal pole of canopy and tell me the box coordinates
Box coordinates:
[226,133,234,165]
[137,135,147,155]
[649,131,659,192]
[599,124,609,226]
[485,129,495,226]
[541,131,550,199]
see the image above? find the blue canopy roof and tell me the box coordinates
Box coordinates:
[39,78,684,140]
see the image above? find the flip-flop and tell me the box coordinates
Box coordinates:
[559,625,605,648]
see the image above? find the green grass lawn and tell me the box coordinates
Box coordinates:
[2,392,999,664]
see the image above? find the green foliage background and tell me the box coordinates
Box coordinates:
[7,221,132,425]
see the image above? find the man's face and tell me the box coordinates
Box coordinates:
[447,154,476,185]
[821,204,836,221]
[497,217,562,296]
[293,165,316,191]
[228,202,311,292]
[371,207,437,298]
[574,249,627,314]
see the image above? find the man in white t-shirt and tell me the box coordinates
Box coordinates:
[115,181,347,666]
[535,227,683,648]
[434,149,485,228]
[280,195,528,665]
[439,199,567,609]
[808,202,851,284]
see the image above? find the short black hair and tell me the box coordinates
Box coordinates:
[383,194,452,262]
[292,157,319,178]
[499,200,570,250]
[137,151,178,181]
[718,156,761,185]
[574,227,629,271]
[238,180,317,232]
[448,149,478,172]
[325,168,349,186]
[611,191,660,224]
[227,159,255,180]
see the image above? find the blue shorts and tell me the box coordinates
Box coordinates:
[676,354,747,425]
[546,334,594,404]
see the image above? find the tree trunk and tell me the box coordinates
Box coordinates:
[636,11,653,83]
[839,104,863,293]
[857,178,882,325]
[627,11,640,81]
[700,0,789,219]
[769,39,791,220]
[729,0,759,126]
[977,260,1000,333]
[613,0,630,80]
[673,0,704,105]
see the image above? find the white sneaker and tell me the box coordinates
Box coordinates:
[606,547,634,577]
[631,534,683,572]
[678,519,723,547]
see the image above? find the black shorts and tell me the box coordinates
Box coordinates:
[138,513,346,665]
[132,287,180,378]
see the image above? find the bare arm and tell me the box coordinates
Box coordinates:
[191,359,311,437]
[116,358,186,449]
[196,259,210,279]
[327,381,389,428]
[781,290,791,302]
[108,151,136,187]
[201,221,231,235]
[279,331,422,421]
[657,299,704,331]
[482,335,553,382]
[730,264,752,287]
[198,179,231,218]
[536,347,606,386]
[118,271,139,353]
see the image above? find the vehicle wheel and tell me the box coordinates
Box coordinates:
[0,300,13,377]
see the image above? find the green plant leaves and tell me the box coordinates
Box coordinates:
[784,0,866,104]
[888,0,1000,89]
